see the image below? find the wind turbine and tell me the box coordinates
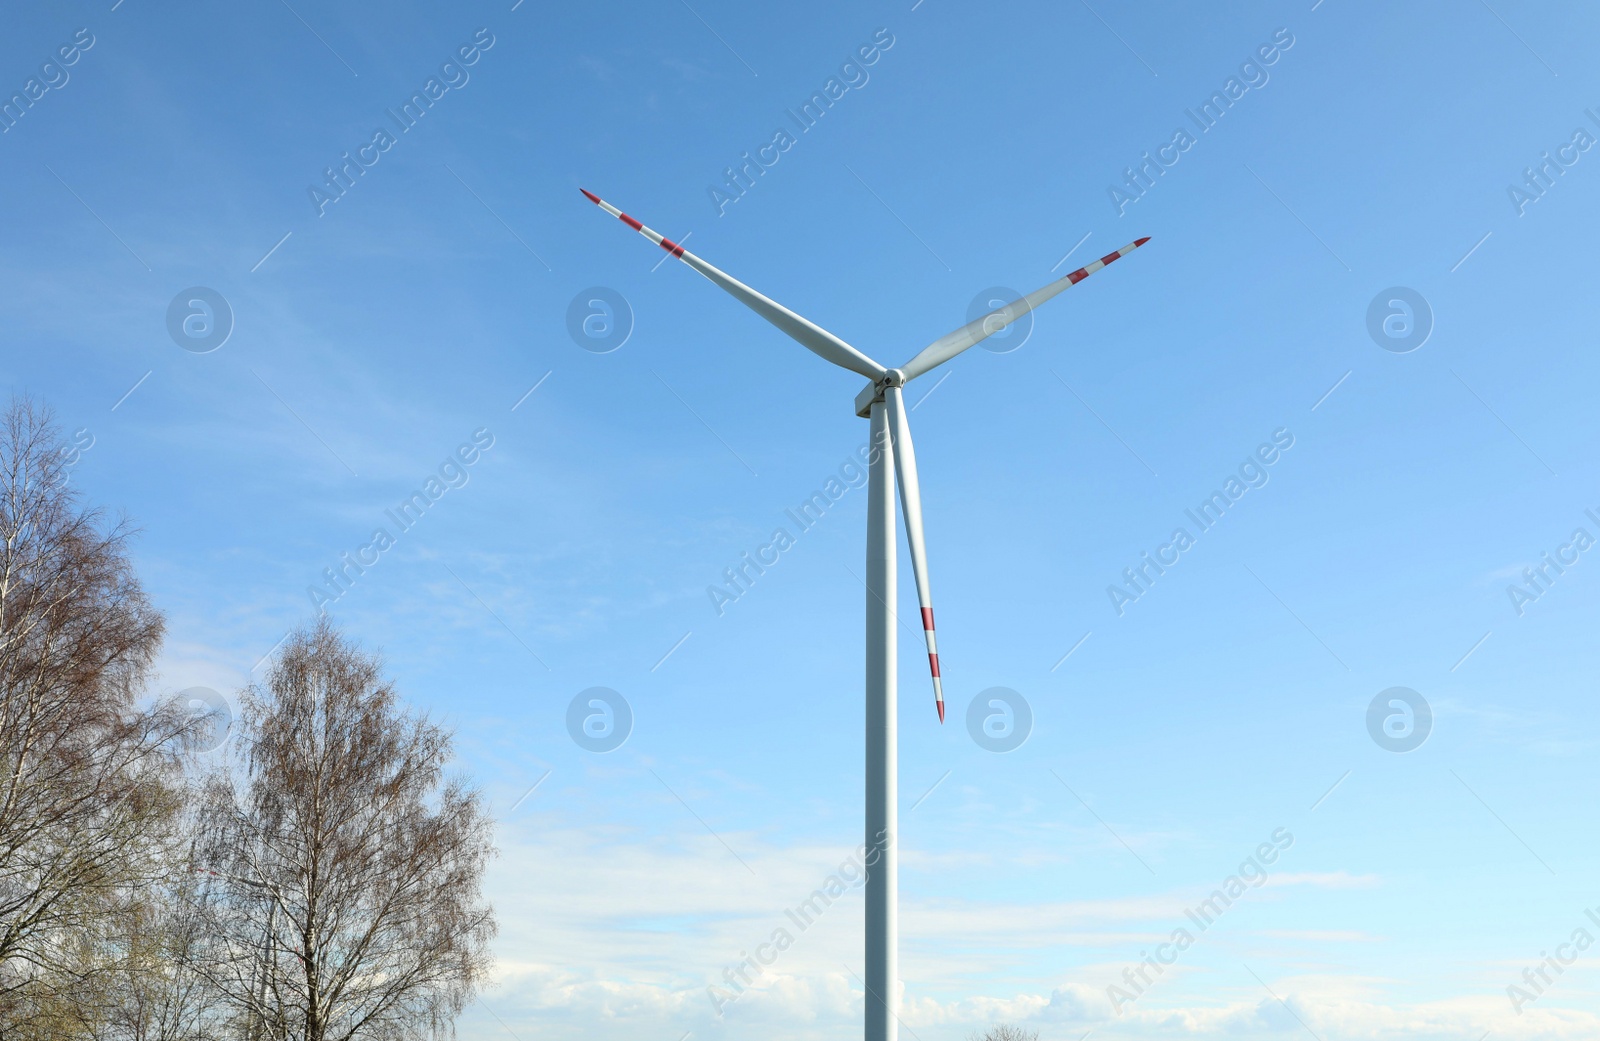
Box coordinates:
[581,187,1148,1041]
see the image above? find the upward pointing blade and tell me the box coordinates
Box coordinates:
[899,237,1151,382]
[579,189,887,382]
[884,385,943,723]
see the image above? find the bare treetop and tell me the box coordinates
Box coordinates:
[967,1026,1041,1041]
[0,396,182,1037]
[200,618,497,1041]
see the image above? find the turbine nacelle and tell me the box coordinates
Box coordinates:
[855,368,908,418]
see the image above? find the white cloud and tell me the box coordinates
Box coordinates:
[461,821,1599,1041]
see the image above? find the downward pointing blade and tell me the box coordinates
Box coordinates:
[884,385,943,723]
[579,189,887,382]
[899,237,1151,382]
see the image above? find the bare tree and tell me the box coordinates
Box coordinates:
[0,398,184,1037]
[82,835,220,1041]
[199,619,496,1041]
[967,1027,1040,1041]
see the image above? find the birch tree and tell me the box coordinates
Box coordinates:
[199,619,496,1041]
[0,398,182,1038]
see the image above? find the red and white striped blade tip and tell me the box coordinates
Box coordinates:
[580,188,601,204]
[936,700,945,723]
[1134,236,1151,246]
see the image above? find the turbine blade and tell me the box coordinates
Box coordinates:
[580,189,887,381]
[885,385,943,723]
[899,237,1151,382]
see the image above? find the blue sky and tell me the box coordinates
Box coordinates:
[5,0,1600,1038]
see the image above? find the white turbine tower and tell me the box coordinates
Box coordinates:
[582,188,1148,1041]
